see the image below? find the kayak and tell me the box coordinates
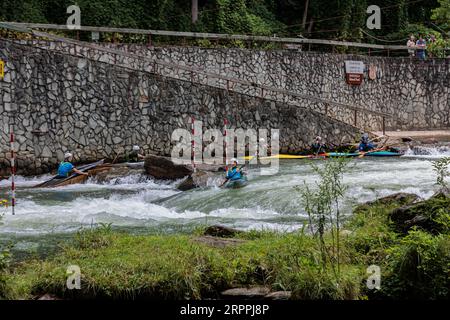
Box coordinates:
[241,151,403,161]
[325,151,402,158]
[223,176,248,189]
[325,152,360,158]
[242,154,312,161]
[34,159,107,188]
[364,151,402,157]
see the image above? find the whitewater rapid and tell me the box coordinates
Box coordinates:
[1,152,447,239]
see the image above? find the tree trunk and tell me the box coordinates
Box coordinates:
[192,0,199,24]
[302,0,310,30]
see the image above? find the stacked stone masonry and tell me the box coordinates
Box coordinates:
[0,39,361,176]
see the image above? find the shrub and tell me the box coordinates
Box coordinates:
[380,230,450,299]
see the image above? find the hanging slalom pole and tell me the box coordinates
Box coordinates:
[223,118,228,168]
[191,116,196,173]
[10,125,16,215]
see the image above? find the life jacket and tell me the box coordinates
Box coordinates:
[226,167,242,181]
[57,161,74,177]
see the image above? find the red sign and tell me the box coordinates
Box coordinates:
[346,73,363,85]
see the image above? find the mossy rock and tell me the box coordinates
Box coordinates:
[354,193,420,214]
[389,193,450,235]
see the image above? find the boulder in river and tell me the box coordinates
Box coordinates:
[144,154,225,181]
[176,171,216,191]
[144,154,193,180]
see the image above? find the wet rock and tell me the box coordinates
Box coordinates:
[144,154,193,180]
[203,225,241,238]
[177,171,215,191]
[221,287,271,299]
[355,193,420,212]
[93,165,145,183]
[401,137,414,143]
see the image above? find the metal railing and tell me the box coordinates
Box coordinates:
[1,22,413,51]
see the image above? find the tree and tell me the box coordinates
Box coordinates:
[432,0,450,30]
[192,0,199,24]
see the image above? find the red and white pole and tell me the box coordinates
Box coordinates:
[224,118,228,168]
[10,125,16,215]
[191,116,196,172]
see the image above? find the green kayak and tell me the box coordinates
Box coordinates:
[223,176,248,189]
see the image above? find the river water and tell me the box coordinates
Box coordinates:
[0,147,449,258]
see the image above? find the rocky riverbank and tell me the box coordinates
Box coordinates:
[1,191,448,300]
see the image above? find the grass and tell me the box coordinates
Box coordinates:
[3,229,364,300]
[1,193,448,300]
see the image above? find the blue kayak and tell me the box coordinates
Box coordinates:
[223,176,248,189]
[364,151,402,157]
[325,151,402,158]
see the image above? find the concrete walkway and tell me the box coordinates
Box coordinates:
[373,130,450,143]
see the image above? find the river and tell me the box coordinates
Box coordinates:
[0,147,449,259]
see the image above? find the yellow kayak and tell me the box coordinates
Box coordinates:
[242,154,313,161]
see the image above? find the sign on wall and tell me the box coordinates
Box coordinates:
[0,60,4,80]
[344,60,364,85]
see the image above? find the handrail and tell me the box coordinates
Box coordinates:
[26,29,393,119]
[1,21,411,51]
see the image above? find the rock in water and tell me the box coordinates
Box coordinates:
[177,171,215,191]
[144,154,193,180]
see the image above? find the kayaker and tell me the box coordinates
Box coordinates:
[225,158,242,181]
[256,138,271,157]
[311,136,327,154]
[358,133,376,152]
[56,153,88,179]
[127,145,145,162]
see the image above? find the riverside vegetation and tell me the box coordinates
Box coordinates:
[0,158,449,300]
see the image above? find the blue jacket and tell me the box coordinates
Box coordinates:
[226,167,242,181]
[358,142,375,152]
[57,162,74,177]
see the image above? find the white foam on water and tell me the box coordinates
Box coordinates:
[0,174,53,188]
[0,155,446,236]
[403,146,450,159]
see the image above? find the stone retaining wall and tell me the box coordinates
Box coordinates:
[11,40,450,132]
[0,40,360,176]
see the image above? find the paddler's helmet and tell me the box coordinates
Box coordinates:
[64,152,73,160]
[361,133,369,143]
[230,158,238,165]
[132,145,140,151]
[316,136,322,141]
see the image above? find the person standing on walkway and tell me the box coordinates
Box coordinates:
[416,35,427,60]
[407,35,416,58]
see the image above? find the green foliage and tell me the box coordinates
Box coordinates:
[5,230,364,300]
[381,230,450,299]
[0,200,10,299]
[0,0,445,46]
[296,157,351,278]
[431,157,450,191]
[432,0,450,27]
[73,222,114,250]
